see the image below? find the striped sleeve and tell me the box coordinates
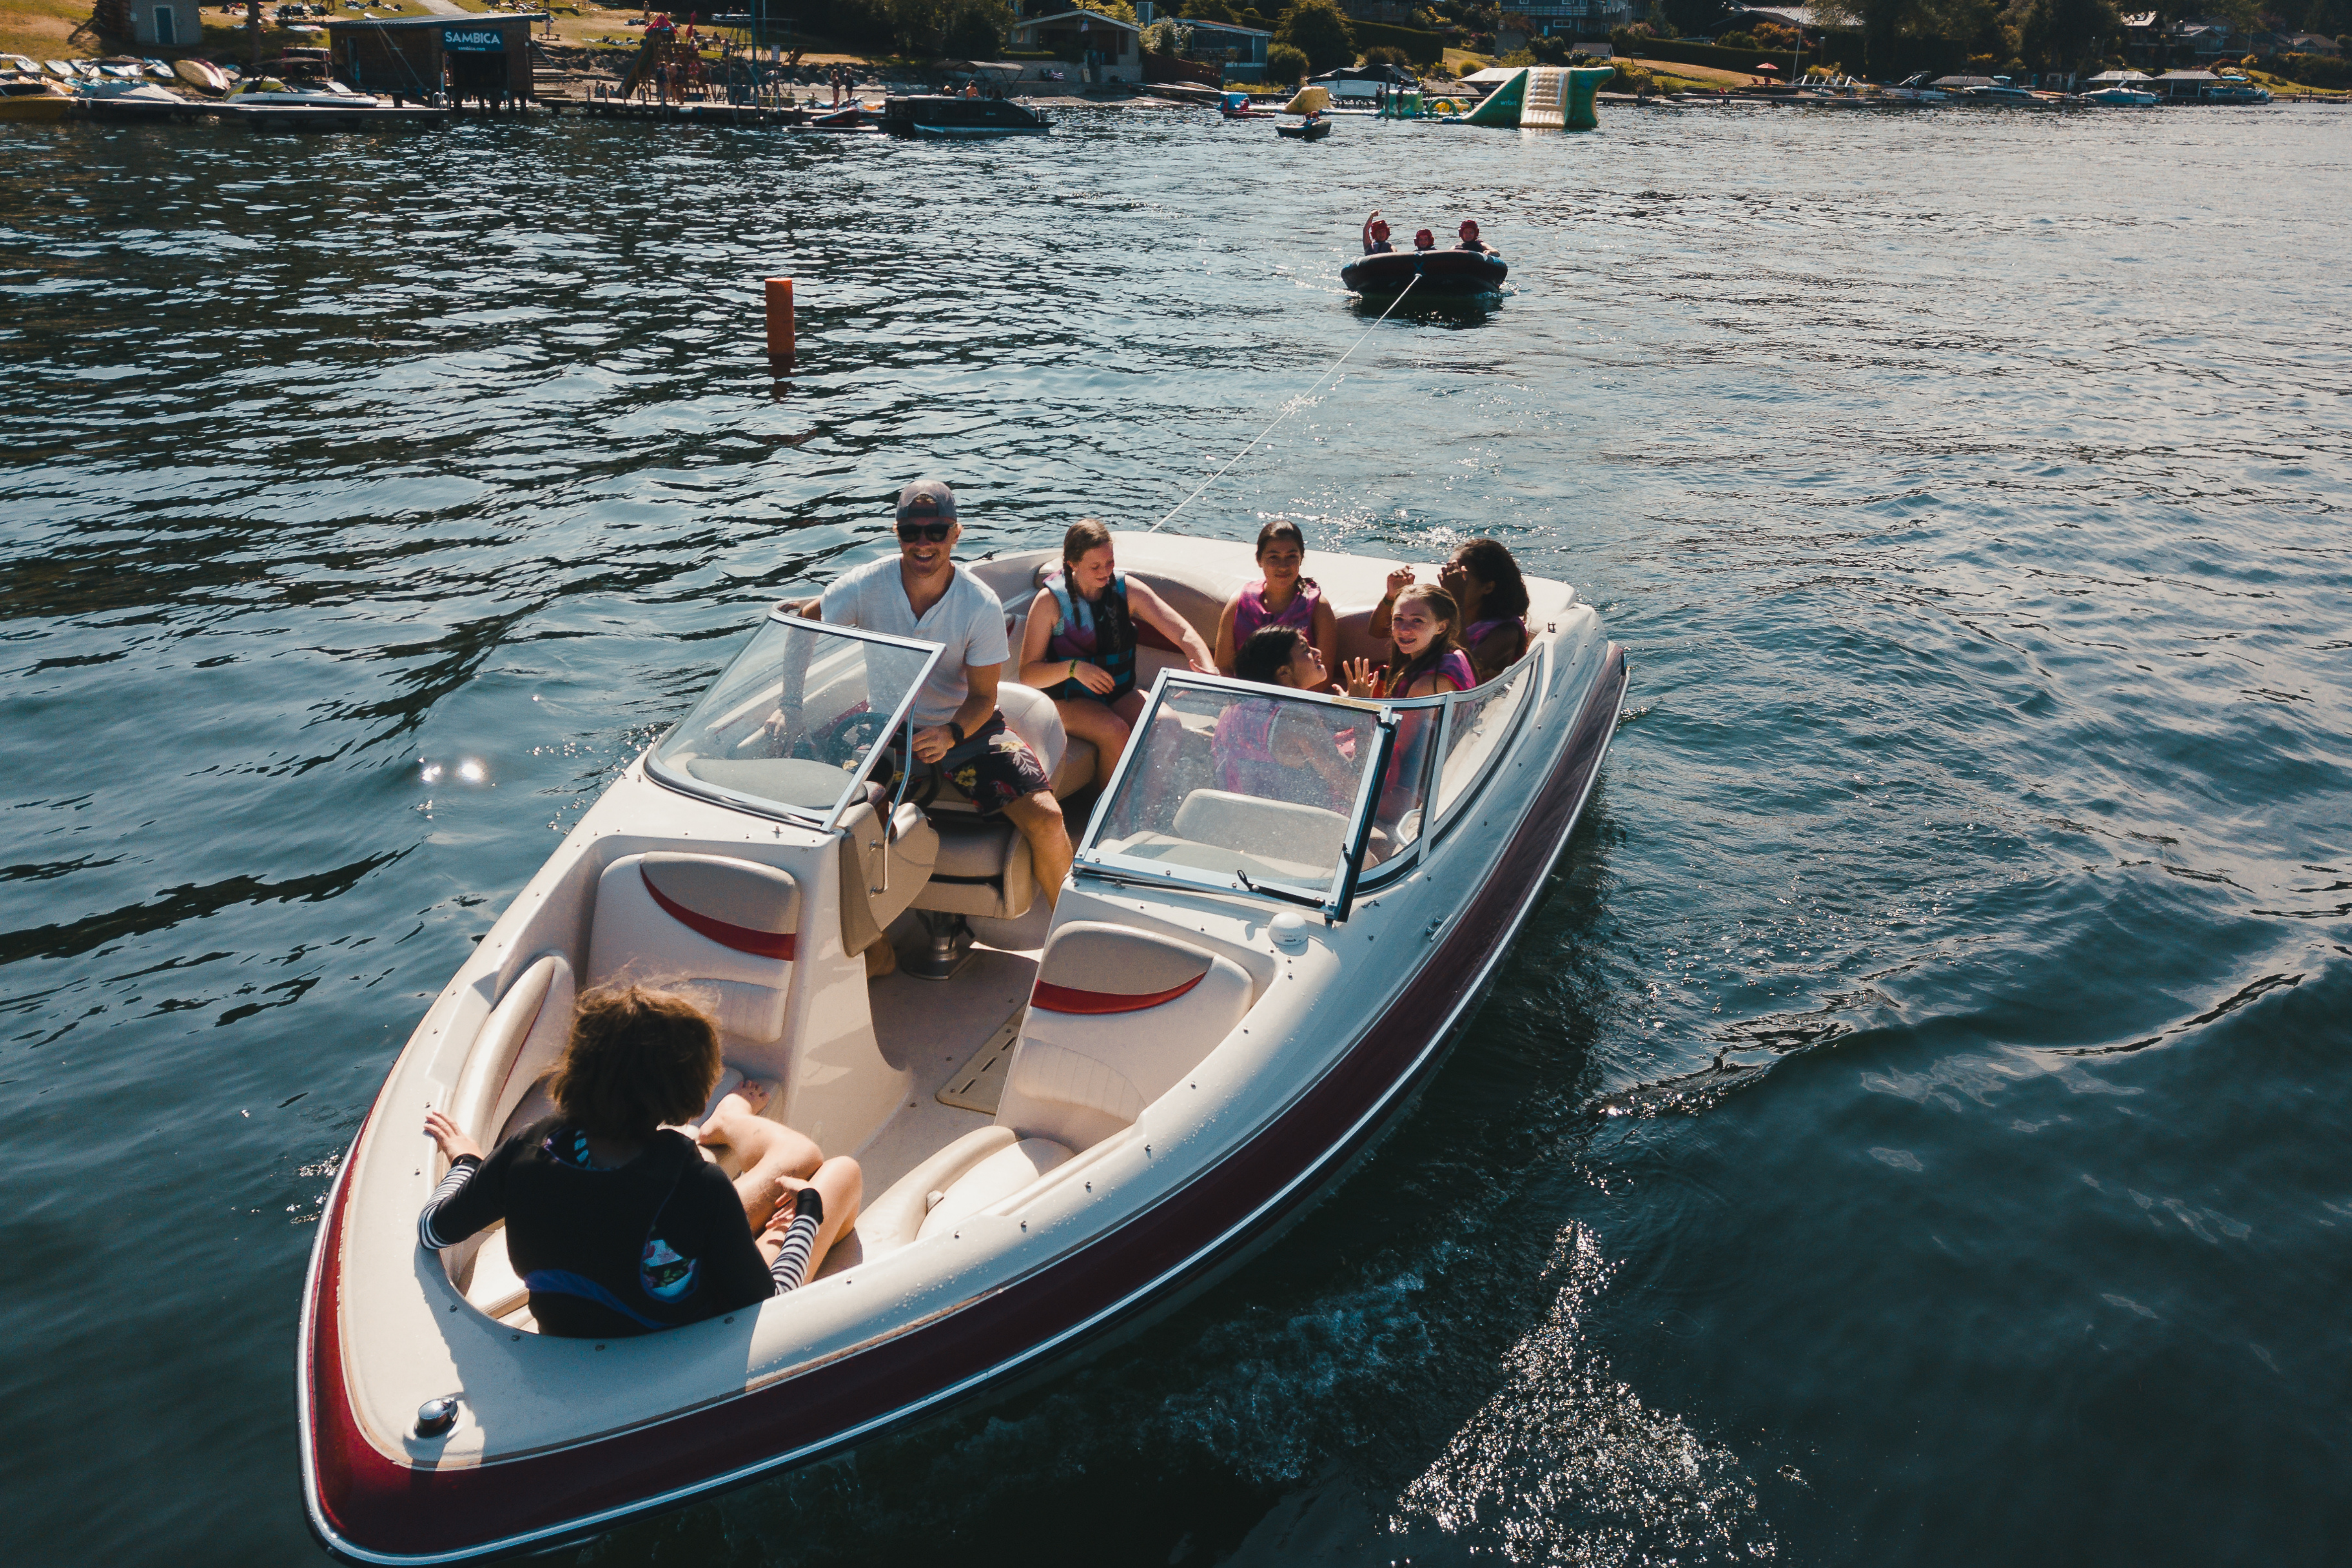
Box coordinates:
[418,1154,483,1252]
[767,1186,824,1294]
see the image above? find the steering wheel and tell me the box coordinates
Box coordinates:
[815,710,892,768]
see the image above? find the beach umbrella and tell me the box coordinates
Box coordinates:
[1756,61,1779,73]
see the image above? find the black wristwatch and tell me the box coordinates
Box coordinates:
[946,720,966,746]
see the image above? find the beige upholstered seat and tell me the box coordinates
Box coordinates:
[860,922,1255,1254]
[586,852,800,1047]
[907,816,1035,920]
[449,952,575,1149]
[996,923,1254,1152]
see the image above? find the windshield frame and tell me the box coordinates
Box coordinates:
[1073,669,1398,922]
[644,610,945,832]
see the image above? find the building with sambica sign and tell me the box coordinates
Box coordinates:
[323,12,547,102]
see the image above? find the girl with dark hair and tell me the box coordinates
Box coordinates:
[1213,626,1358,811]
[1018,519,1215,790]
[419,984,862,1339]
[1215,519,1340,679]
[1370,538,1531,684]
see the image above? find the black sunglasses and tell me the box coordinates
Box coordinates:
[896,519,953,543]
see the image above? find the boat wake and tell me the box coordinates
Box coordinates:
[1387,1224,1770,1565]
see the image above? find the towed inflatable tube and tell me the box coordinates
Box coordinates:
[1339,249,1509,298]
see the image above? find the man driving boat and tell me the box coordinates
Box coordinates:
[787,479,1072,970]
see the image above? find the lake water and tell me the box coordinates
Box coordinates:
[3,100,2347,1567]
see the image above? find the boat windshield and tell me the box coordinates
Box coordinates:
[646,613,943,830]
[1078,675,1397,919]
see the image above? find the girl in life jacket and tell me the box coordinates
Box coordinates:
[1341,582,1474,826]
[1369,537,1530,685]
[1215,518,1341,678]
[1018,519,1217,791]
[1212,624,1361,817]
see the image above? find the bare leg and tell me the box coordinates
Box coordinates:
[753,1158,862,1281]
[699,1091,821,1228]
[1053,695,1134,791]
[1002,790,1071,911]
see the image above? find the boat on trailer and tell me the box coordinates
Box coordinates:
[300,531,1626,1564]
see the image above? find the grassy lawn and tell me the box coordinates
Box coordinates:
[2239,64,2348,97]
[0,0,101,62]
[1626,55,1764,88]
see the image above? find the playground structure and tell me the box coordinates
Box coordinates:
[617,14,704,102]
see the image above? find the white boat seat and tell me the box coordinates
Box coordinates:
[997,922,1254,1152]
[1171,788,1350,871]
[835,791,938,956]
[586,852,800,1045]
[858,923,1254,1256]
[446,952,575,1149]
[857,1125,1077,1253]
[908,816,1035,920]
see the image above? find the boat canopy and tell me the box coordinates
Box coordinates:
[647,613,944,830]
[1078,660,1539,920]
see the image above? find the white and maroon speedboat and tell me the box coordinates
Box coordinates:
[300,530,1626,1563]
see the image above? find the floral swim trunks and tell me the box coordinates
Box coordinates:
[921,712,1051,816]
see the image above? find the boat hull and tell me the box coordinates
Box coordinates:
[303,630,1627,1564]
[882,93,1049,137]
[0,92,71,122]
[1341,248,1509,298]
[1276,119,1331,139]
[224,102,446,131]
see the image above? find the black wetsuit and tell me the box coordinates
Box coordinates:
[419,1117,815,1338]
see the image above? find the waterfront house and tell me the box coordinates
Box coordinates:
[1181,19,1273,80]
[1514,0,1635,40]
[2278,31,2340,53]
[1712,5,1819,33]
[1007,8,1142,83]
[131,0,202,48]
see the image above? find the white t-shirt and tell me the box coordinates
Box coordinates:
[820,556,1009,728]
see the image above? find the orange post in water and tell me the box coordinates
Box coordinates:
[764,277,794,368]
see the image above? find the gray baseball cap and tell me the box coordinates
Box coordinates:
[896,477,958,521]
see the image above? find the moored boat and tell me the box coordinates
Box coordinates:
[1277,117,1332,139]
[882,93,1049,137]
[1878,74,1950,103]
[0,74,72,121]
[73,79,199,121]
[1341,247,1509,298]
[221,74,446,129]
[300,530,1624,1564]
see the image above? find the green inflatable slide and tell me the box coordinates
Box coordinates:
[1462,64,1614,131]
